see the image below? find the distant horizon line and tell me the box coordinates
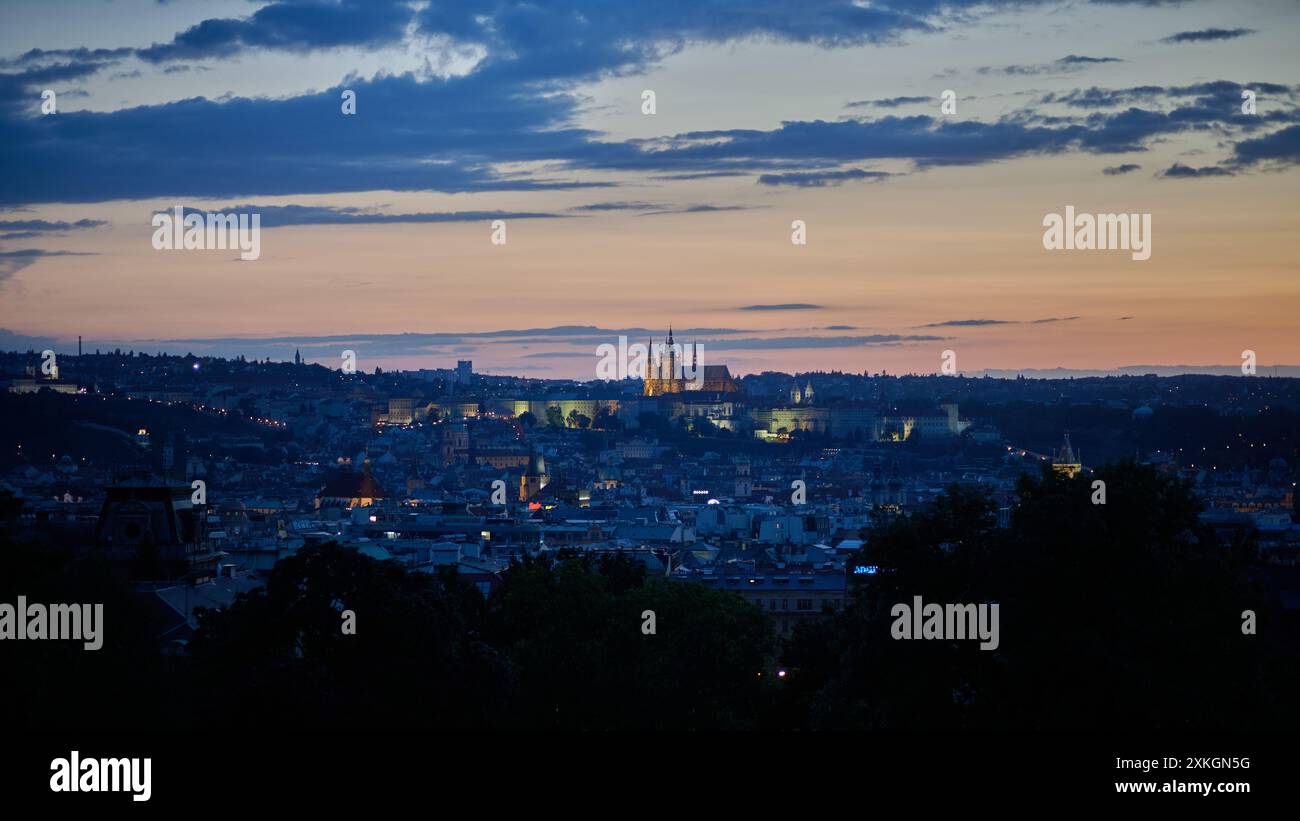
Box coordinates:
[5,347,1299,381]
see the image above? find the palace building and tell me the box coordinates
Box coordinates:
[643,326,739,396]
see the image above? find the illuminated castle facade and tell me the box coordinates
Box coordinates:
[643,326,739,396]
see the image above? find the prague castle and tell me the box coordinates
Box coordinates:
[643,327,739,396]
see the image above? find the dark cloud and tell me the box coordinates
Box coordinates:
[1161,28,1255,44]
[920,319,1013,327]
[0,218,104,241]
[845,96,931,109]
[1103,163,1141,175]
[1232,124,1300,167]
[635,204,752,216]
[1160,163,1234,178]
[572,200,757,215]
[136,0,414,63]
[570,201,663,212]
[0,59,115,104]
[1041,85,1168,108]
[739,304,824,311]
[921,316,1079,327]
[756,168,893,186]
[519,351,594,359]
[571,115,1088,174]
[2,5,1296,206]
[166,204,569,227]
[122,0,1021,75]
[0,327,63,351]
[706,334,946,351]
[651,171,752,180]
[0,47,134,69]
[0,218,106,232]
[1058,55,1122,65]
[411,0,947,84]
[0,71,614,204]
[1042,80,1293,110]
[4,76,1289,203]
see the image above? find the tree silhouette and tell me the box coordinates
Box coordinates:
[779,463,1293,731]
[185,542,503,730]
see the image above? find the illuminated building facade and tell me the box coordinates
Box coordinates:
[1052,433,1083,478]
[643,326,739,396]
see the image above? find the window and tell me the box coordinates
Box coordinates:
[769,599,777,610]
[797,599,813,611]
[781,599,788,610]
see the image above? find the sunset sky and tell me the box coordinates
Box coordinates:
[1,0,1297,378]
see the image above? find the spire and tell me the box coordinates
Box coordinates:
[1059,432,1076,464]
[527,445,546,478]
[667,325,674,345]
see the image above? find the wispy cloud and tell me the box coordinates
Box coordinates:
[636,204,753,216]
[0,218,106,232]
[845,96,930,109]
[921,316,1080,327]
[757,168,893,187]
[569,201,663,212]
[164,205,570,227]
[920,319,1014,327]
[977,55,1121,76]
[0,249,95,283]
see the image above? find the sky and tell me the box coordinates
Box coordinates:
[0,0,1297,379]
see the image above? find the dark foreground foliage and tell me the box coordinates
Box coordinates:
[2,463,1295,732]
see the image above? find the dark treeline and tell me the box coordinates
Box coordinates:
[0,391,291,474]
[2,463,1296,732]
[965,400,1300,469]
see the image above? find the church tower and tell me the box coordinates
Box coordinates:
[1052,432,1082,478]
[520,446,549,501]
